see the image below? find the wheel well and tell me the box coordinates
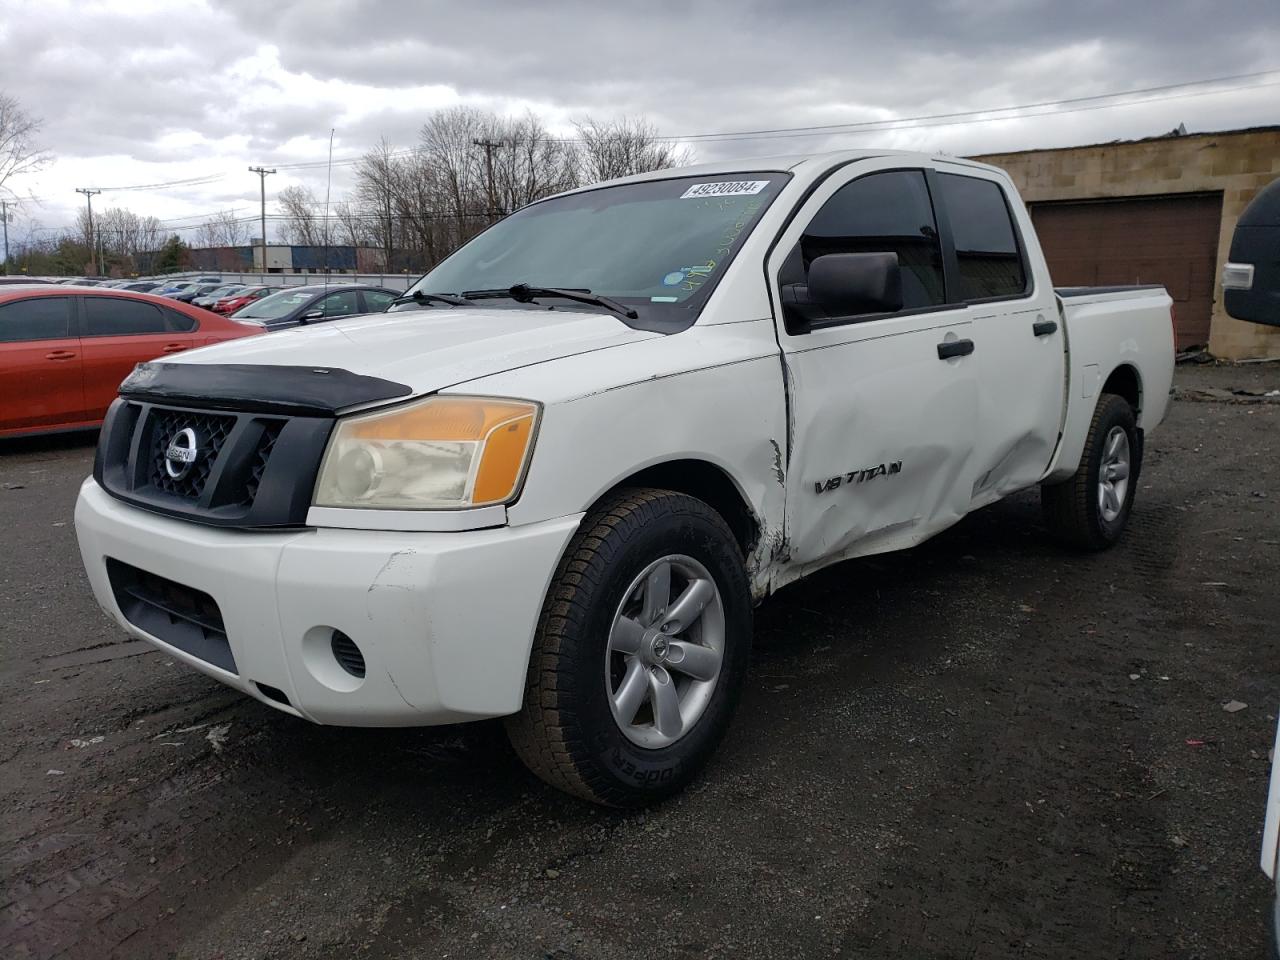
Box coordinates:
[1102,364,1142,417]
[603,460,760,555]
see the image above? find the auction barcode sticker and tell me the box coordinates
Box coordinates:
[680,180,770,199]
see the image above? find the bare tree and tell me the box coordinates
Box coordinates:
[355,137,401,265]
[492,111,580,214]
[276,184,322,245]
[0,92,51,201]
[332,201,369,248]
[573,116,691,184]
[137,215,162,254]
[195,210,249,248]
[347,108,689,272]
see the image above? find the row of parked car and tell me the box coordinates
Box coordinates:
[2,275,403,327]
[0,277,408,438]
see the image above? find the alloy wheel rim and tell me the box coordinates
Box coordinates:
[605,554,726,749]
[1098,426,1131,523]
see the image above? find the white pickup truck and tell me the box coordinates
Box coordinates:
[75,149,1175,806]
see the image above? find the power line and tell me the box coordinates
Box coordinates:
[650,68,1280,143]
[85,173,229,192]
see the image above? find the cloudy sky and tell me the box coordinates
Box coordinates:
[3,0,1278,244]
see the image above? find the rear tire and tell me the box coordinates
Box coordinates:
[1041,392,1140,550]
[505,488,752,807]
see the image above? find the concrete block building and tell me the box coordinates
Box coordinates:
[975,126,1280,359]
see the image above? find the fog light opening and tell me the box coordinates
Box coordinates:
[331,630,366,679]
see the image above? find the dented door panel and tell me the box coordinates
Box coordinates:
[781,315,979,569]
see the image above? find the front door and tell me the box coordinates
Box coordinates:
[769,163,981,575]
[0,295,85,432]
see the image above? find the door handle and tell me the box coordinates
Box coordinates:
[1032,319,1059,337]
[45,350,77,360]
[936,339,975,360]
[162,344,188,353]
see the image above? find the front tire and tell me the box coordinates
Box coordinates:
[505,488,752,807]
[1041,392,1140,550]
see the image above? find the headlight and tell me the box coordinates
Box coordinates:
[313,395,539,510]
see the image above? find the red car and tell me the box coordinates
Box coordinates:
[211,285,272,315]
[0,285,260,439]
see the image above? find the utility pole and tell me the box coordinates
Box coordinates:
[248,166,276,272]
[75,188,102,275]
[472,138,501,222]
[1,200,9,275]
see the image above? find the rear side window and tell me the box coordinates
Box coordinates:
[0,297,72,342]
[936,174,1029,300]
[83,298,167,336]
[162,307,196,332]
[799,170,945,310]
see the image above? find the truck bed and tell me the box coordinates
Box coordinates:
[1043,283,1175,485]
[1055,285,1166,299]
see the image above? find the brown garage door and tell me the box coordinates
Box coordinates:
[1030,193,1222,349]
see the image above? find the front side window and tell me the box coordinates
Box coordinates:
[795,169,945,311]
[83,298,167,336]
[403,172,791,330]
[936,174,1028,300]
[0,297,72,342]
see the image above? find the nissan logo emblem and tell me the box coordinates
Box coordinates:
[164,427,200,480]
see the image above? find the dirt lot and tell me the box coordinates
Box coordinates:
[2,363,1278,960]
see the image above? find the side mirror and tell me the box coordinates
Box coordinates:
[806,252,903,316]
[300,308,324,322]
[1223,177,1280,328]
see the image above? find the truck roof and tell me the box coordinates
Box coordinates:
[558,148,1005,195]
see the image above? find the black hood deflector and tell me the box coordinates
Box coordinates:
[119,362,413,417]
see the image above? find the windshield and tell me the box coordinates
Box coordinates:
[403,172,790,330]
[235,288,315,319]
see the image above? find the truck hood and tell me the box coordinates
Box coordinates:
[183,307,659,396]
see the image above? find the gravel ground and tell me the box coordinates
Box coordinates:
[2,363,1278,960]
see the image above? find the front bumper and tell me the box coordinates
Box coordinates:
[75,478,581,726]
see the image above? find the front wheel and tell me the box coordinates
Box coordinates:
[1041,392,1140,550]
[505,488,752,807]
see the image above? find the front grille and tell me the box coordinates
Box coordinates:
[95,398,331,528]
[148,409,236,499]
[106,558,237,674]
[242,421,282,504]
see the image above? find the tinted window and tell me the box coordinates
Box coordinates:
[321,291,360,317]
[800,170,944,310]
[83,297,167,336]
[363,290,396,311]
[0,297,72,342]
[936,174,1028,300]
[163,307,196,332]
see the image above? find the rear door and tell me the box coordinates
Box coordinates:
[78,296,194,418]
[0,295,85,432]
[770,162,981,568]
[932,166,1064,502]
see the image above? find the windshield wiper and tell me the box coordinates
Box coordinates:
[462,283,639,320]
[389,290,474,307]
